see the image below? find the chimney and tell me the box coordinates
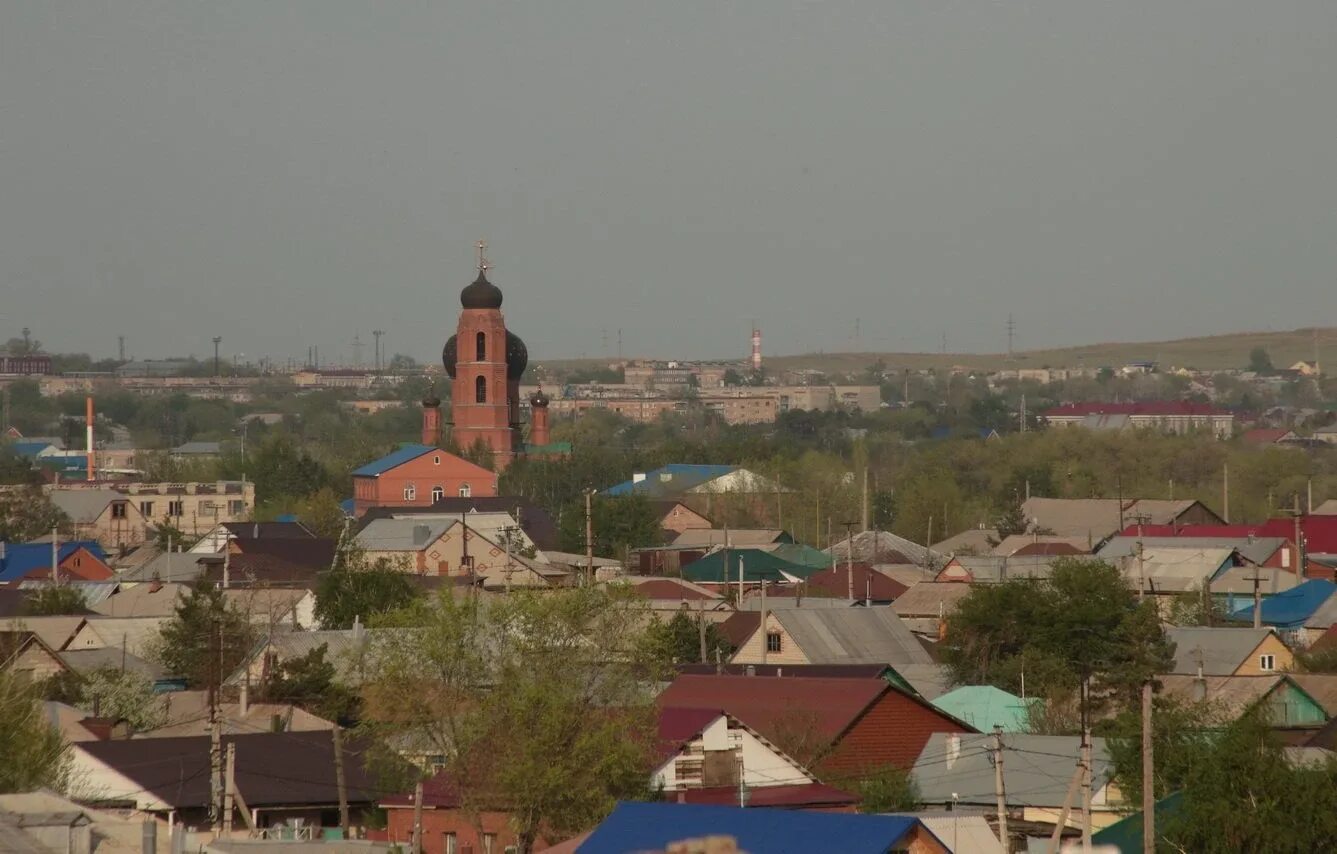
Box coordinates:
[240,682,249,717]
[946,733,961,769]
[85,396,95,481]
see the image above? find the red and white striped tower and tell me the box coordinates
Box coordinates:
[750,325,762,372]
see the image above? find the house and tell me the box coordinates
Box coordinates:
[603,465,785,499]
[189,520,317,554]
[1156,674,1330,728]
[1040,401,1234,437]
[221,587,317,630]
[671,528,793,549]
[936,555,1058,584]
[0,541,113,582]
[355,517,456,573]
[656,674,971,778]
[1099,535,1298,573]
[0,790,166,854]
[990,535,1092,557]
[134,688,336,737]
[649,500,714,539]
[912,733,1122,832]
[652,707,819,793]
[1,631,69,680]
[355,511,563,586]
[623,576,729,612]
[1020,497,1225,545]
[681,548,817,586]
[70,731,380,830]
[932,686,1037,734]
[91,581,190,618]
[44,490,148,549]
[65,616,168,659]
[361,496,561,550]
[1242,428,1301,446]
[1228,578,1337,645]
[729,607,932,671]
[350,444,497,517]
[931,527,998,558]
[170,441,223,458]
[1165,626,1294,676]
[826,531,937,568]
[771,563,908,605]
[574,802,947,854]
[0,615,86,651]
[58,647,166,683]
[379,773,545,854]
[1316,425,1337,445]
[45,481,256,547]
[891,582,975,638]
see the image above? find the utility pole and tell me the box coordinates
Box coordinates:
[411,780,424,854]
[584,488,595,586]
[332,727,350,836]
[212,337,222,378]
[842,521,857,603]
[759,579,768,665]
[1290,494,1306,579]
[1222,463,1230,523]
[118,335,126,363]
[223,742,236,836]
[698,598,708,663]
[1133,513,1151,603]
[1019,394,1027,433]
[208,618,223,831]
[1080,677,1093,850]
[1006,313,1015,359]
[861,468,869,533]
[1142,679,1155,854]
[1245,571,1265,629]
[993,725,1009,854]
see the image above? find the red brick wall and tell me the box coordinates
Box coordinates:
[353,452,498,516]
[820,689,969,777]
[384,806,548,854]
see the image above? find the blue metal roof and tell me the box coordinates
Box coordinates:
[602,464,738,497]
[0,541,108,582]
[1230,578,1337,628]
[10,441,53,458]
[338,498,356,516]
[577,802,932,854]
[350,443,434,478]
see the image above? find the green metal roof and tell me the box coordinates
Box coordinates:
[931,685,1037,733]
[770,543,835,570]
[1090,792,1184,852]
[680,548,822,583]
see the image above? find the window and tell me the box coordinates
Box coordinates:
[431,486,444,502]
[139,501,154,516]
[403,484,416,501]
[476,331,487,361]
[442,833,457,854]
[167,500,184,517]
[458,484,471,498]
[1260,654,1275,672]
[766,632,782,653]
[228,500,245,515]
[482,833,497,854]
[111,502,127,519]
[199,503,217,517]
[433,455,441,465]
[476,375,487,403]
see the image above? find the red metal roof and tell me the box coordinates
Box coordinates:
[1118,518,1337,553]
[775,564,908,601]
[655,707,723,762]
[675,782,858,809]
[1043,401,1229,417]
[1242,428,1293,445]
[657,675,889,743]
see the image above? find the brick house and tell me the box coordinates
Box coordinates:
[351,444,498,517]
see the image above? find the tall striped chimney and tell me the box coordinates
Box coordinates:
[85,396,95,481]
[750,325,762,372]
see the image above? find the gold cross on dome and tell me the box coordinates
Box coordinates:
[476,240,491,272]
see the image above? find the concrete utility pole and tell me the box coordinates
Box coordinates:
[1223,463,1230,523]
[1142,680,1155,854]
[1246,571,1265,629]
[223,742,236,836]
[759,579,768,665]
[993,726,1009,854]
[333,726,350,836]
[698,598,708,663]
[212,337,222,378]
[1081,679,1093,850]
[861,469,870,533]
[209,619,223,831]
[411,780,424,854]
[842,521,857,603]
[584,488,595,586]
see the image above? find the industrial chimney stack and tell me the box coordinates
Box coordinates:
[750,325,762,372]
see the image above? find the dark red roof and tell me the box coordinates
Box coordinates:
[676,664,891,680]
[1043,401,1229,417]
[657,675,889,743]
[675,783,857,809]
[382,771,463,809]
[1011,541,1086,557]
[232,537,337,569]
[632,578,718,601]
[1242,428,1292,445]
[1119,518,1337,554]
[786,564,907,601]
[655,707,723,762]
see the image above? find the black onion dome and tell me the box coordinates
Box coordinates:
[442,335,458,378]
[506,330,528,380]
[460,269,503,309]
[422,393,441,408]
[530,387,549,408]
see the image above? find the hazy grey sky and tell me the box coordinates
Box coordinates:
[2,2,1335,365]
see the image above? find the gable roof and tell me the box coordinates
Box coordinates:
[932,686,1036,733]
[90,582,188,618]
[0,616,87,650]
[1021,497,1218,540]
[940,555,1060,583]
[603,465,740,497]
[766,608,932,667]
[891,581,974,617]
[1165,627,1275,675]
[45,490,126,524]
[626,576,721,602]
[578,802,932,854]
[0,541,108,582]
[991,535,1092,557]
[931,527,998,556]
[681,548,818,584]
[68,617,167,658]
[672,528,790,549]
[58,647,165,681]
[1098,536,1285,567]
[913,733,1113,808]
[221,521,317,539]
[360,499,561,551]
[827,531,935,567]
[780,564,908,602]
[1228,578,1337,628]
[354,518,455,552]
[349,443,435,477]
[1155,674,1290,719]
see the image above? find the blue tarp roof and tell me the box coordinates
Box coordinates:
[0,541,108,582]
[602,464,738,497]
[577,802,932,854]
[350,443,434,477]
[1229,578,1337,628]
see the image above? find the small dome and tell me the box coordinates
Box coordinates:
[442,335,458,378]
[530,387,549,408]
[422,393,441,408]
[460,269,503,310]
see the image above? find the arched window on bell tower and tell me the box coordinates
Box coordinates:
[475,375,487,403]
[476,331,487,361]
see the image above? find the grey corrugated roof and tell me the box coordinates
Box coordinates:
[944,555,1058,583]
[1115,547,1236,593]
[116,550,208,583]
[893,663,953,701]
[354,517,455,552]
[1021,498,1204,540]
[68,617,167,658]
[931,528,998,556]
[672,529,787,548]
[1165,627,1273,675]
[91,582,190,617]
[0,616,86,650]
[891,582,973,617]
[826,531,934,567]
[1099,536,1285,566]
[912,733,1112,808]
[770,608,932,667]
[58,647,166,680]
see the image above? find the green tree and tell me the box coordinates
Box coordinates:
[79,668,167,731]
[462,438,496,472]
[362,586,662,854]
[558,495,662,558]
[0,486,72,542]
[22,585,88,616]
[261,642,360,723]
[150,517,190,551]
[852,765,919,813]
[642,611,735,665]
[1248,347,1275,374]
[0,443,39,485]
[315,543,420,630]
[293,487,349,540]
[245,432,330,503]
[993,490,1027,539]
[0,668,67,792]
[943,559,1172,709]
[152,584,256,687]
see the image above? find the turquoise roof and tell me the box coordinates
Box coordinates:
[932,685,1036,733]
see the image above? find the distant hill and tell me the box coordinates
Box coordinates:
[537,327,1335,377]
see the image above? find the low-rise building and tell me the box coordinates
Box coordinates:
[1041,401,1235,437]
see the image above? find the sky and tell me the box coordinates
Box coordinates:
[2,2,1335,366]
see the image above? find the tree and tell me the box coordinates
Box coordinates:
[642,611,734,665]
[462,438,496,472]
[261,642,359,723]
[558,495,662,558]
[943,559,1172,710]
[852,765,919,813]
[315,542,420,630]
[152,584,256,687]
[293,487,349,540]
[0,486,72,542]
[22,585,88,616]
[150,517,189,551]
[362,586,662,854]
[78,668,167,731]
[0,668,67,792]
[993,490,1028,539]
[246,432,330,504]
[1248,347,1275,374]
[0,443,39,485]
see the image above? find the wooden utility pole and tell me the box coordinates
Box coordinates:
[1142,680,1155,854]
[584,488,595,585]
[697,599,707,663]
[333,726,350,836]
[759,579,769,665]
[861,468,869,532]
[842,521,857,603]
[1223,463,1230,523]
[1081,724,1093,850]
[209,618,223,831]
[223,742,236,836]
[1045,764,1083,854]
[411,780,424,854]
[993,726,1009,854]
